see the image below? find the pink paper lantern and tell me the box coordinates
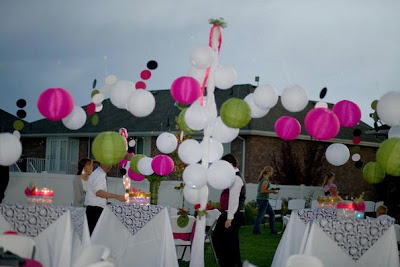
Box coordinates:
[274,116,301,140]
[332,100,361,127]
[128,168,145,181]
[151,154,174,176]
[170,76,200,105]
[305,108,340,140]
[37,88,74,121]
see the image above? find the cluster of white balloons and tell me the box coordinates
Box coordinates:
[0,132,22,166]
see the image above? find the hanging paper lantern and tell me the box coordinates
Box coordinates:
[105,75,118,85]
[137,157,154,176]
[127,167,145,181]
[37,88,74,121]
[184,105,209,131]
[13,130,21,140]
[110,80,134,109]
[127,89,155,117]
[177,109,196,134]
[220,98,251,128]
[178,139,202,165]
[215,65,237,90]
[87,103,96,115]
[244,93,270,119]
[201,138,224,163]
[363,162,385,184]
[190,45,214,69]
[156,132,178,154]
[92,131,126,165]
[274,116,301,141]
[151,154,174,176]
[376,137,400,176]
[0,133,22,166]
[211,116,239,144]
[62,106,87,130]
[207,160,236,190]
[305,108,340,140]
[376,91,400,126]
[281,85,309,112]
[388,126,400,139]
[183,164,207,189]
[352,153,361,162]
[187,66,206,86]
[130,154,146,173]
[92,93,105,105]
[332,100,361,127]
[13,120,24,131]
[325,143,350,166]
[315,102,328,109]
[253,84,279,110]
[170,76,201,105]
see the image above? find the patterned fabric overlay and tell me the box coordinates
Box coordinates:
[317,217,395,260]
[0,204,86,239]
[107,204,164,235]
[297,208,337,224]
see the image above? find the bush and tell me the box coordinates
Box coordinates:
[244,200,258,225]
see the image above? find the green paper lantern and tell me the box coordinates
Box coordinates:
[376,137,400,176]
[220,98,251,128]
[92,131,126,165]
[363,162,385,184]
[130,154,146,173]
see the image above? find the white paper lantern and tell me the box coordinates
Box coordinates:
[315,101,328,109]
[137,157,154,176]
[253,84,279,110]
[187,66,207,86]
[211,117,239,143]
[110,80,134,109]
[156,132,178,154]
[62,106,87,130]
[127,89,155,117]
[183,186,200,204]
[244,93,270,118]
[388,126,400,138]
[207,160,236,190]
[190,45,214,69]
[95,103,103,112]
[183,164,207,189]
[184,105,209,131]
[128,139,136,147]
[13,130,20,140]
[105,75,118,85]
[325,143,350,166]
[201,138,224,163]
[351,153,361,162]
[192,96,208,107]
[178,139,202,164]
[281,85,309,112]
[92,93,104,104]
[215,65,237,90]
[0,133,22,166]
[377,91,400,126]
[101,85,112,93]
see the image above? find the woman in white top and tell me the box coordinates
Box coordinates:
[73,158,93,206]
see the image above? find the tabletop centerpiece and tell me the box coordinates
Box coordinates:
[128,187,151,206]
[24,182,54,204]
[336,192,365,219]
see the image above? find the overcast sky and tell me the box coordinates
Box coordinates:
[1,0,399,126]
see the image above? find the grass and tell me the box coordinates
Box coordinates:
[179,222,283,267]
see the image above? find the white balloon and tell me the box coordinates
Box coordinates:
[62,106,87,130]
[207,160,236,190]
[128,139,136,147]
[351,153,361,162]
[388,126,400,138]
[92,93,104,104]
[105,75,118,85]
[190,45,214,69]
[184,105,209,131]
[211,117,239,143]
[156,132,178,154]
[101,85,112,93]
[244,93,270,118]
[137,157,154,176]
[0,133,22,166]
[201,138,224,163]
[187,66,207,86]
[253,84,279,110]
[183,186,200,204]
[281,85,309,112]
[178,139,202,165]
[127,89,155,117]
[325,143,350,166]
[13,130,20,140]
[315,101,328,108]
[183,164,207,189]
[215,65,237,90]
[110,80,134,109]
[377,91,400,126]
[95,103,103,112]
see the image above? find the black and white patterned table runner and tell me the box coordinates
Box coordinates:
[296,208,337,224]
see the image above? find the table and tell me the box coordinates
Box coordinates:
[0,203,90,267]
[90,204,178,267]
[272,209,400,267]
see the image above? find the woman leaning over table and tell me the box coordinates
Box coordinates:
[73,158,93,207]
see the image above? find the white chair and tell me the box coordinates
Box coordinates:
[204,218,218,262]
[286,254,324,267]
[170,215,196,261]
[206,209,221,228]
[311,200,318,209]
[283,199,306,227]
[364,201,376,213]
[0,234,36,258]
[73,245,111,267]
[374,201,384,211]
[265,199,282,227]
[86,261,115,267]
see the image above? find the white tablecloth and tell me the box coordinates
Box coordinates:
[90,204,178,267]
[0,203,90,267]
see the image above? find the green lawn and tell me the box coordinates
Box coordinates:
[179,222,283,267]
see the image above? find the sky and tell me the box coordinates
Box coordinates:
[1,0,400,126]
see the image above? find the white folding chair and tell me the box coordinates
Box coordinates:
[0,234,36,259]
[374,201,384,211]
[311,200,318,209]
[204,218,218,262]
[170,215,196,261]
[364,201,376,213]
[72,245,111,267]
[283,199,306,227]
[286,254,324,267]
[206,209,221,228]
[265,199,283,227]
